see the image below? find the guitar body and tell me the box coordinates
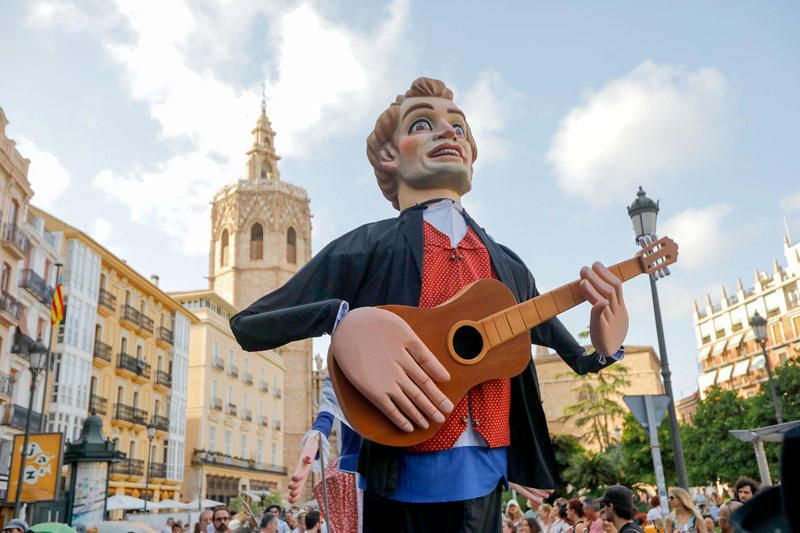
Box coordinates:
[328,278,531,447]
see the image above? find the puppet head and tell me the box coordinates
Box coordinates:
[367,77,478,210]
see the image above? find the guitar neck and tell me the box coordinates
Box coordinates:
[477,256,644,349]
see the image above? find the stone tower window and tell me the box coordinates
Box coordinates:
[220,229,229,266]
[250,223,263,260]
[286,227,297,264]
[260,168,267,180]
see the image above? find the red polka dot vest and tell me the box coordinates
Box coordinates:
[409,222,511,452]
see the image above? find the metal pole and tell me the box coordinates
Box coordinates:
[14,369,39,516]
[144,436,153,512]
[645,396,670,516]
[39,263,63,432]
[759,341,783,424]
[648,275,689,490]
[752,439,772,486]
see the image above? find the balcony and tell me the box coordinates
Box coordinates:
[157,326,174,348]
[212,357,225,371]
[93,340,112,366]
[210,397,223,411]
[226,403,237,417]
[116,352,151,382]
[113,403,148,426]
[0,371,14,399]
[227,364,239,378]
[1,223,31,259]
[111,458,144,477]
[154,370,172,390]
[98,288,116,315]
[120,304,140,329]
[272,420,281,431]
[139,314,154,336]
[259,416,269,427]
[19,269,52,305]
[153,414,169,432]
[191,449,287,475]
[0,292,21,325]
[88,394,108,416]
[259,381,269,393]
[148,461,167,479]
[241,409,253,422]
[3,404,43,431]
[242,372,253,385]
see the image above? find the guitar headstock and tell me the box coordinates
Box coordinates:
[636,235,679,280]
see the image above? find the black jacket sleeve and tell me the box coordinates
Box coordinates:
[229,229,371,351]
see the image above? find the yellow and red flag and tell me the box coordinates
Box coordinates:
[50,272,64,325]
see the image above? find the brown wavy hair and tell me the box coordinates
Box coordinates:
[366,77,478,210]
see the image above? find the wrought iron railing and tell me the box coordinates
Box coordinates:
[1,224,31,255]
[98,288,117,312]
[155,370,172,388]
[113,403,149,425]
[117,352,151,379]
[89,394,108,416]
[93,341,112,363]
[0,292,21,320]
[19,269,52,304]
[157,326,174,345]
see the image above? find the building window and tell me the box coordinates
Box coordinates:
[286,227,296,264]
[250,224,263,260]
[715,329,725,340]
[220,230,229,266]
[793,316,800,339]
[209,426,217,451]
[241,435,248,459]
[224,430,232,455]
[770,323,783,344]
[0,263,10,292]
[271,442,277,464]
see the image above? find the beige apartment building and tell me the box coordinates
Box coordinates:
[535,344,663,448]
[693,232,800,398]
[32,207,197,503]
[173,290,286,503]
[175,98,313,498]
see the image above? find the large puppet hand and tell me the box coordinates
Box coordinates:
[288,435,319,504]
[330,307,454,432]
[509,483,553,505]
[579,262,629,356]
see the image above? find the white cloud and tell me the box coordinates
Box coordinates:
[781,191,800,211]
[460,70,522,166]
[547,61,733,206]
[82,0,411,254]
[92,218,112,243]
[659,204,732,271]
[15,137,70,209]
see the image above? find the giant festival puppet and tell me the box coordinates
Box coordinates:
[230,77,678,533]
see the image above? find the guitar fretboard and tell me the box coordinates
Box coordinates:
[476,257,643,348]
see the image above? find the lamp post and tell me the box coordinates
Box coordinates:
[627,186,689,490]
[13,337,49,516]
[40,261,63,432]
[749,311,783,424]
[143,420,156,512]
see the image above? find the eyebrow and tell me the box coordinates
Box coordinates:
[401,102,467,122]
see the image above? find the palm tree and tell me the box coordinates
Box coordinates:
[562,452,617,494]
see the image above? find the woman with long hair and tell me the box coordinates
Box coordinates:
[506,499,525,530]
[566,499,586,533]
[665,488,707,533]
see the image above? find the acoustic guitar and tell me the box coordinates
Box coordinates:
[328,236,678,447]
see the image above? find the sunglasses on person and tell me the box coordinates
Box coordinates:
[214,516,231,522]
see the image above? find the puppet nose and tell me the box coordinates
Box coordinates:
[433,120,457,139]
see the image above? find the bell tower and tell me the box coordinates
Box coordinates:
[209,96,313,492]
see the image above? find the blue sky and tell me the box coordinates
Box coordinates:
[2,1,799,398]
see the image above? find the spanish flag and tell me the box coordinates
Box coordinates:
[51,272,64,325]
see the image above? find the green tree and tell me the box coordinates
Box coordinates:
[559,365,631,450]
[683,386,756,485]
[562,452,617,496]
[619,412,677,487]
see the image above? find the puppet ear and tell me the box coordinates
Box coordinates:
[378,144,399,174]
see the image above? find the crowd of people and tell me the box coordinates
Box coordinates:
[155,503,326,533]
[499,476,761,533]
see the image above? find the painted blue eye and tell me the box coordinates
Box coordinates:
[409,118,432,133]
[453,124,465,136]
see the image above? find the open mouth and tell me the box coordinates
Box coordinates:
[428,144,463,160]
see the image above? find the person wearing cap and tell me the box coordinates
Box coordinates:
[1,519,29,533]
[598,485,642,533]
[506,499,524,530]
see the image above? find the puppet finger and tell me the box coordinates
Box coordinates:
[593,262,624,307]
[403,347,454,415]
[580,279,608,308]
[389,387,430,429]
[406,337,451,383]
[399,375,446,425]
[582,265,617,307]
[376,395,414,433]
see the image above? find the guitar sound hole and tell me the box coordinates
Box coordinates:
[452,324,484,360]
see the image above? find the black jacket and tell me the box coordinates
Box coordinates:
[230,202,614,495]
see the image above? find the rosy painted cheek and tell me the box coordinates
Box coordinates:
[398,136,423,157]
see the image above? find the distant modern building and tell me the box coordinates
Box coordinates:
[0,108,63,506]
[693,232,800,398]
[32,207,197,502]
[534,344,663,448]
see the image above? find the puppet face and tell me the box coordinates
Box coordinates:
[390,96,473,196]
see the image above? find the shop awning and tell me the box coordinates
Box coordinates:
[698,370,718,390]
[712,338,728,355]
[717,364,734,383]
[697,345,713,360]
[732,359,750,378]
[751,355,766,370]
[728,332,744,349]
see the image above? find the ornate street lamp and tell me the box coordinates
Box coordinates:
[143,420,156,512]
[749,311,783,424]
[627,186,689,490]
[12,332,49,516]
